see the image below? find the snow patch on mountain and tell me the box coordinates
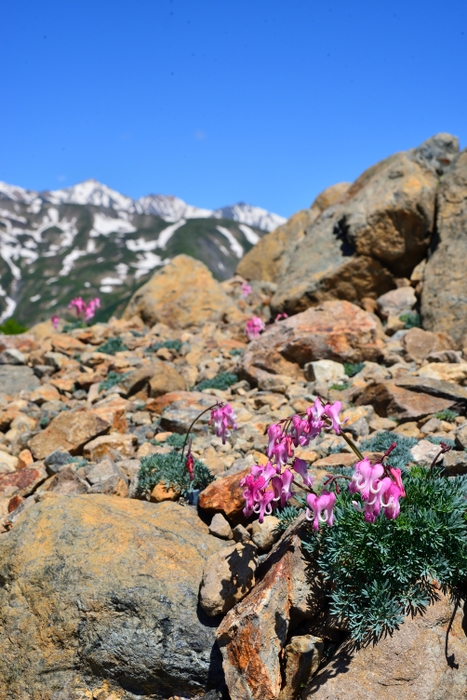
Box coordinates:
[216,226,244,258]
[44,179,134,211]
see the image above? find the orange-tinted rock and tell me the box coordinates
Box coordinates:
[242,301,384,385]
[217,517,320,700]
[150,482,180,502]
[356,382,454,419]
[0,466,47,499]
[199,466,251,521]
[17,449,34,469]
[123,254,243,329]
[29,410,110,459]
[29,383,61,405]
[51,334,87,355]
[303,592,467,700]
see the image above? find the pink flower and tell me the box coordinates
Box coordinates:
[306,490,336,531]
[241,282,252,298]
[274,313,288,322]
[267,423,283,458]
[68,296,101,323]
[210,403,238,444]
[51,314,60,329]
[271,468,294,507]
[240,474,267,517]
[84,297,101,322]
[69,297,86,316]
[381,482,404,520]
[253,488,275,523]
[245,316,265,340]
[323,401,344,434]
[349,459,385,502]
[291,457,313,489]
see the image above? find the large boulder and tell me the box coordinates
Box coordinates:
[241,300,384,385]
[303,592,467,700]
[270,134,459,315]
[237,183,351,283]
[123,254,243,329]
[421,148,467,344]
[0,495,225,698]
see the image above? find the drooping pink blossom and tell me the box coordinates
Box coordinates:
[291,457,313,489]
[186,452,195,482]
[274,313,288,322]
[210,403,238,444]
[305,490,336,531]
[323,400,344,434]
[253,488,275,523]
[51,314,60,329]
[267,423,283,458]
[271,468,294,508]
[68,296,101,323]
[245,316,265,340]
[241,282,252,298]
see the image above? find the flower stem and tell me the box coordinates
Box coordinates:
[339,430,364,461]
[180,403,222,460]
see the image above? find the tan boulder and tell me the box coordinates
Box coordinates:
[241,301,384,385]
[0,496,225,697]
[270,134,458,315]
[149,363,186,397]
[199,541,258,616]
[29,410,110,459]
[237,183,351,283]
[123,254,243,329]
[303,592,467,700]
[421,147,467,343]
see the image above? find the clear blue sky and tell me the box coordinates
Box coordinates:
[1,0,466,217]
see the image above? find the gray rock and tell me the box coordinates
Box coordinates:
[43,448,72,474]
[0,348,26,365]
[0,365,40,396]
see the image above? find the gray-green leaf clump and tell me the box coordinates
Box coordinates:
[138,450,214,498]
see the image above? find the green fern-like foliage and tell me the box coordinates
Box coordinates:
[344,362,365,378]
[137,449,214,498]
[195,372,239,391]
[303,467,467,644]
[360,431,417,470]
[276,505,302,532]
[399,311,421,329]
[98,336,129,355]
[98,370,131,393]
[435,409,459,422]
[148,339,182,353]
[329,381,350,391]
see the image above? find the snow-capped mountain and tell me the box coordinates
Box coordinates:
[0,178,284,326]
[0,179,285,231]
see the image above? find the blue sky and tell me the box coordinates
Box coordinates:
[1,0,466,217]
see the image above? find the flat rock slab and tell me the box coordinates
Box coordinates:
[303,593,467,700]
[157,391,220,433]
[0,365,40,397]
[356,382,454,420]
[0,495,225,698]
[29,409,110,459]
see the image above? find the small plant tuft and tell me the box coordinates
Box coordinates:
[344,362,365,378]
[360,431,417,470]
[137,450,214,498]
[99,371,131,393]
[276,505,302,532]
[148,339,182,353]
[195,372,239,391]
[399,311,421,329]
[229,348,244,357]
[98,337,129,355]
[329,381,350,391]
[435,409,459,422]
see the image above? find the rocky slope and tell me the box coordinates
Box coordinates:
[0,179,285,326]
[0,252,465,698]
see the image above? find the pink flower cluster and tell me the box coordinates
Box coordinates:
[349,458,406,522]
[245,316,265,340]
[241,398,344,524]
[240,397,406,529]
[68,296,101,322]
[210,403,238,444]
